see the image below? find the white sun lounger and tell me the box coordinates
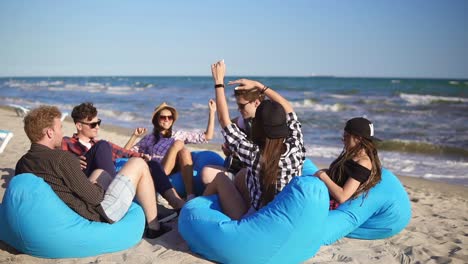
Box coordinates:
[0,130,14,154]
[8,104,68,121]
[61,112,69,121]
[8,104,30,117]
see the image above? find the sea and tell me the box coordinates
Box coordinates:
[1,76,467,186]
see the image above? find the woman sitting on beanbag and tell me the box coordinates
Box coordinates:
[125,101,217,201]
[201,60,306,220]
[314,117,382,209]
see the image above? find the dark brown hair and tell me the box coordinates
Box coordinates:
[71,102,97,123]
[152,109,174,138]
[24,105,61,143]
[329,137,382,200]
[259,137,285,206]
[234,88,265,102]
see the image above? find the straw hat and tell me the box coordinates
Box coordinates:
[151,102,178,123]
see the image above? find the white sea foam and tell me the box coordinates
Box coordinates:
[192,103,208,109]
[291,100,345,112]
[98,109,140,122]
[400,93,468,105]
[106,86,134,95]
[306,145,342,159]
[328,94,353,99]
[423,173,468,179]
[305,144,468,185]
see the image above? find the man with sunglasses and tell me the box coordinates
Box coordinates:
[62,102,144,177]
[221,88,265,176]
[62,102,184,221]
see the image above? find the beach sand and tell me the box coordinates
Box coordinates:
[0,106,466,263]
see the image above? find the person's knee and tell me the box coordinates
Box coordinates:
[178,147,192,163]
[124,157,149,172]
[201,165,222,185]
[171,140,185,151]
[94,140,112,152]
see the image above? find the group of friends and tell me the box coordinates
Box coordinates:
[14,60,383,240]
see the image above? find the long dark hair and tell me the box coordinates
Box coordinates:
[259,137,285,206]
[329,136,382,200]
[152,111,173,140]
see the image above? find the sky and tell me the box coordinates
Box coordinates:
[0,0,467,78]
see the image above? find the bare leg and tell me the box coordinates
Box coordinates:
[234,168,251,209]
[118,158,160,231]
[88,169,113,190]
[161,140,184,175]
[203,172,247,220]
[201,165,226,185]
[178,147,194,198]
[163,188,185,209]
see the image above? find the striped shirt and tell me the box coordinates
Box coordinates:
[222,112,306,210]
[15,143,113,223]
[62,133,142,162]
[131,130,207,162]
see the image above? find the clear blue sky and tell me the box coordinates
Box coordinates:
[1,0,467,78]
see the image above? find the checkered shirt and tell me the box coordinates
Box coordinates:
[131,129,207,162]
[222,112,306,210]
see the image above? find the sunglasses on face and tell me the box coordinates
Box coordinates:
[237,101,251,110]
[80,119,101,129]
[159,115,174,121]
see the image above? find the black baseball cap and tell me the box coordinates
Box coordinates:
[344,117,381,141]
[255,100,289,139]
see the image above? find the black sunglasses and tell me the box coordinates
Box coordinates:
[80,119,101,128]
[237,101,252,110]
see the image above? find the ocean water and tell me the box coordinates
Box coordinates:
[1,76,467,186]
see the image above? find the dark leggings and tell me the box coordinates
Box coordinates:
[147,160,173,195]
[83,141,116,177]
[83,141,173,195]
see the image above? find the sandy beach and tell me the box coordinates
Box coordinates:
[0,106,467,264]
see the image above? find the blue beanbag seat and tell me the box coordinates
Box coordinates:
[169,151,224,197]
[0,173,145,258]
[322,168,412,244]
[178,176,329,264]
[115,151,224,198]
[178,159,411,263]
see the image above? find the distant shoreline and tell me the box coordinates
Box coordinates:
[1,75,467,81]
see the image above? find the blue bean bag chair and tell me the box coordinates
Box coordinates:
[169,151,224,197]
[0,173,145,258]
[321,168,411,244]
[116,151,225,198]
[178,160,411,263]
[178,176,329,264]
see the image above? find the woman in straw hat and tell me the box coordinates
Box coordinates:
[125,100,216,201]
[202,60,306,220]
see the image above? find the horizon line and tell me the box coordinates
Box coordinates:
[0,74,467,80]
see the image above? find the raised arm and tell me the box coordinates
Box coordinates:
[124,127,147,150]
[204,99,217,140]
[211,60,231,128]
[227,79,293,114]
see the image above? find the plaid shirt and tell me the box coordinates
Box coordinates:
[131,130,207,162]
[61,133,141,162]
[222,112,306,210]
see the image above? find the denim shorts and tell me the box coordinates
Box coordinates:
[101,174,136,222]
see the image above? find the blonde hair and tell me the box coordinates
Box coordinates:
[24,105,61,143]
